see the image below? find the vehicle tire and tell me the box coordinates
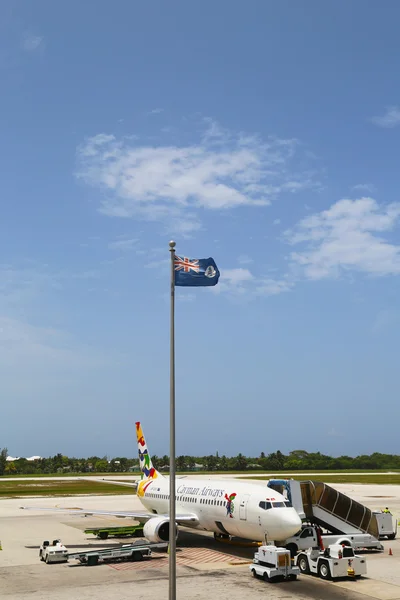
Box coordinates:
[98,532,108,540]
[131,551,144,562]
[286,544,297,558]
[45,555,49,564]
[318,560,331,580]
[297,554,310,574]
[288,574,297,581]
[388,533,396,540]
[263,571,269,582]
[251,568,257,578]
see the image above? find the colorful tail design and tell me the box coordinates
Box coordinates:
[135,421,162,481]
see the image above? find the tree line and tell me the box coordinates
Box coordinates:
[1,447,400,476]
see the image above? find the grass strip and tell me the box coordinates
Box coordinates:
[0,479,136,498]
[239,474,400,485]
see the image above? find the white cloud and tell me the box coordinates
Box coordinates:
[223,268,254,284]
[108,238,138,251]
[327,427,343,438]
[215,267,292,298]
[370,106,400,128]
[76,120,317,234]
[237,254,253,265]
[0,264,53,309]
[285,197,400,279]
[273,218,281,225]
[255,278,294,296]
[371,309,399,334]
[144,258,170,270]
[22,34,44,52]
[352,183,375,193]
[176,291,195,302]
[215,268,254,295]
[0,316,110,374]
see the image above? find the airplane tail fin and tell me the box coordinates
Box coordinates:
[135,421,162,481]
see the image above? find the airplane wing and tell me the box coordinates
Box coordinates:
[81,478,139,489]
[19,506,199,525]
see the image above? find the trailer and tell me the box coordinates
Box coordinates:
[295,544,367,580]
[249,545,300,582]
[84,525,144,540]
[67,541,168,566]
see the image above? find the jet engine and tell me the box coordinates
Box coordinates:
[143,517,178,543]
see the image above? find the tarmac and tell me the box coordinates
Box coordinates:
[0,480,399,600]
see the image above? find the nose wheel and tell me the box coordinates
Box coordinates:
[214,533,231,542]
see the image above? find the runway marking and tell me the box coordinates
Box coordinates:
[108,547,244,571]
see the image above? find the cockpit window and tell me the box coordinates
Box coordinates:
[284,501,292,507]
[271,501,286,508]
[259,501,272,510]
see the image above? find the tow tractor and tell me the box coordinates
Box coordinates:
[249,545,300,582]
[295,544,367,580]
[39,540,69,564]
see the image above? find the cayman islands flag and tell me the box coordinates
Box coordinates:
[174,255,220,287]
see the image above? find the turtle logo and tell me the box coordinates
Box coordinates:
[225,492,237,518]
[205,265,217,278]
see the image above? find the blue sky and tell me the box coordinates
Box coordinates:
[1,1,400,459]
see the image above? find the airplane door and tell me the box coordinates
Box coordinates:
[239,494,250,520]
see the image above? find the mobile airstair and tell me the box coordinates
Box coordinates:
[268,479,380,538]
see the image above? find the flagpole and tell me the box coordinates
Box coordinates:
[169,240,176,600]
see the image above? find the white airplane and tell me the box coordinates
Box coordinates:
[21,422,302,544]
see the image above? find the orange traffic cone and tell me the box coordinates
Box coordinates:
[389,548,393,556]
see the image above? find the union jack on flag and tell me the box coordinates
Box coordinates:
[173,254,220,287]
[174,256,200,273]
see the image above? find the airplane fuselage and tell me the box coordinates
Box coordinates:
[138,476,302,542]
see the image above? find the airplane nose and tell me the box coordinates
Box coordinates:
[269,508,302,541]
[282,508,302,537]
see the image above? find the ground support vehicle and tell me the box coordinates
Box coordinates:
[269,479,392,546]
[249,545,300,582]
[374,511,397,540]
[84,525,144,539]
[282,524,383,556]
[39,540,68,564]
[295,544,367,580]
[67,541,168,566]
